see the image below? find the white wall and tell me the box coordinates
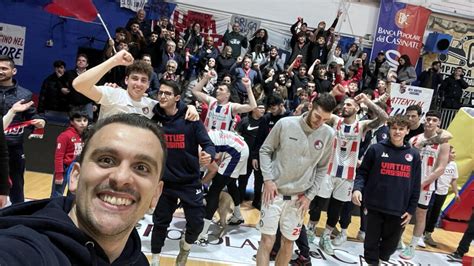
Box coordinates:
[170,0,380,38]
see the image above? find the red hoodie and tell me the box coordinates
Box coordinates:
[54,126,83,180]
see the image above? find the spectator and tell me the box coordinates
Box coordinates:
[396,54,417,85]
[157,40,184,75]
[223,23,248,59]
[50,108,88,198]
[216,46,236,80]
[327,35,344,66]
[343,38,362,71]
[104,27,129,59]
[128,20,147,59]
[38,60,69,114]
[125,9,151,38]
[260,46,284,73]
[141,54,160,95]
[287,32,310,67]
[367,51,390,89]
[289,17,310,49]
[183,22,203,54]
[0,55,45,204]
[64,54,95,119]
[197,36,219,61]
[439,67,468,109]
[249,28,269,54]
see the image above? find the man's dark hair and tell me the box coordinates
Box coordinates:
[53,60,66,68]
[141,53,151,59]
[265,93,284,107]
[312,93,337,113]
[126,60,153,80]
[79,113,167,179]
[406,105,422,116]
[68,107,89,121]
[160,79,181,95]
[387,114,410,128]
[425,110,441,119]
[298,63,308,70]
[115,27,127,34]
[0,55,15,68]
[431,60,441,67]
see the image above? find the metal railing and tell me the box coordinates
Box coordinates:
[440,108,458,129]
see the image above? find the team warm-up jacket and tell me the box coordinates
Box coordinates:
[153,100,216,185]
[259,114,335,200]
[353,139,421,217]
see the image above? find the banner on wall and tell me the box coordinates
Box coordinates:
[120,0,147,12]
[389,83,433,116]
[230,15,261,40]
[0,23,26,66]
[425,16,474,105]
[371,0,431,71]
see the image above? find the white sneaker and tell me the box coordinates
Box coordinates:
[319,235,335,255]
[356,230,365,241]
[397,239,406,250]
[417,237,426,248]
[332,233,347,246]
[306,228,316,244]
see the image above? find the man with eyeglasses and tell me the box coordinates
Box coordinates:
[73,50,198,121]
[150,80,215,266]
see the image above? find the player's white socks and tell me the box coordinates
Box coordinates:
[202,218,212,235]
[323,226,333,237]
[341,228,348,236]
[307,220,318,231]
[410,236,421,246]
[233,205,243,218]
[181,238,192,251]
[151,254,160,266]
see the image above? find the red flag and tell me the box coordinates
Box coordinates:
[44,0,98,22]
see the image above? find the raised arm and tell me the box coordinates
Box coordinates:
[231,78,257,114]
[72,50,134,102]
[356,93,389,132]
[287,55,302,77]
[191,73,214,105]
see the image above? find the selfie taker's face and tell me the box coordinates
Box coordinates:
[70,123,164,237]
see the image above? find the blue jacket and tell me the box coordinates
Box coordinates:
[354,139,421,216]
[0,196,148,265]
[153,101,215,185]
[0,80,42,146]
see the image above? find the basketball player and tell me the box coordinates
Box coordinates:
[317,93,388,255]
[400,110,450,260]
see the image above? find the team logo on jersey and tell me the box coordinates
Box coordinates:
[314,140,323,150]
[405,154,413,162]
[382,152,389,158]
[142,107,149,114]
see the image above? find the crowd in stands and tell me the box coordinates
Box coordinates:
[0,7,471,266]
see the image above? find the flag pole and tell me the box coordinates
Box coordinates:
[97,13,117,54]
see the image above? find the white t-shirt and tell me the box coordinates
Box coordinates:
[435,161,458,195]
[97,86,157,120]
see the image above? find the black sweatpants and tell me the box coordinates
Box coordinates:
[308,196,329,222]
[205,173,240,220]
[8,145,25,204]
[364,209,403,264]
[425,193,447,233]
[151,182,205,253]
[271,225,310,258]
[237,157,253,202]
[339,200,367,231]
[326,196,345,227]
[252,166,264,209]
[456,210,474,256]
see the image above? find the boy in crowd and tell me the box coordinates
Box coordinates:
[51,108,89,197]
[352,115,421,265]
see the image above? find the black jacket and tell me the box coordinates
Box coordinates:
[354,139,421,217]
[152,101,216,185]
[0,119,8,195]
[38,73,69,113]
[0,196,148,265]
[0,80,42,146]
[439,74,469,109]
